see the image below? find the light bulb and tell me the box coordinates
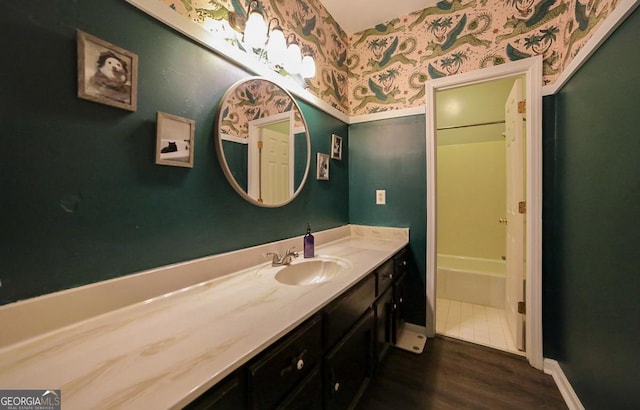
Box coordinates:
[285,42,302,74]
[266,27,286,66]
[301,54,315,78]
[244,10,267,49]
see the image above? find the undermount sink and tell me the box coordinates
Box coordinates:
[266,256,352,286]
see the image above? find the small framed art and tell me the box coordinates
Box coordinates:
[331,134,343,160]
[317,153,329,180]
[77,29,138,112]
[155,112,195,168]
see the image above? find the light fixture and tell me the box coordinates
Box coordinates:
[243,1,267,49]
[228,1,315,79]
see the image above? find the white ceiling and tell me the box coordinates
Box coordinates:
[319,0,439,35]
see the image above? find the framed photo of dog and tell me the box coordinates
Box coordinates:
[77,29,138,112]
[155,112,195,168]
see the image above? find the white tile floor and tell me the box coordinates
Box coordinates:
[436,298,524,356]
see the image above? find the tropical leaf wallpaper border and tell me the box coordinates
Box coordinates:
[161,0,618,116]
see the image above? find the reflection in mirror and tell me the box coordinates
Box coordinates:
[215,77,310,207]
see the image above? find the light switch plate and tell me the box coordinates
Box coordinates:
[376,190,386,205]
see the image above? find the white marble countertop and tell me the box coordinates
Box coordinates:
[0,227,408,409]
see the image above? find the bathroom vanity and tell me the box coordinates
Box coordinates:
[187,245,407,409]
[0,225,411,409]
[187,247,410,409]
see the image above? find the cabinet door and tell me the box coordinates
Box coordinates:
[184,371,245,409]
[324,309,374,410]
[391,272,406,345]
[323,274,375,348]
[277,366,322,410]
[374,287,393,363]
[248,315,322,410]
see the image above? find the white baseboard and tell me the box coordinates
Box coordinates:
[544,358,585,410]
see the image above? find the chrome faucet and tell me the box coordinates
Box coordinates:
[266,247,299,266]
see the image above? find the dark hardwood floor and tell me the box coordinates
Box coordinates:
[357,336,567,409]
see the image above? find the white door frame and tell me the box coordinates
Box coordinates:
[425,56,543,369]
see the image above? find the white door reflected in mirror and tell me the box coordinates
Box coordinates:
[248,112,293,204]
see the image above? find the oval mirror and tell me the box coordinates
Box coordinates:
[215,77,311,207]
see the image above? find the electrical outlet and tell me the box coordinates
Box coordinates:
[376,190,386,205]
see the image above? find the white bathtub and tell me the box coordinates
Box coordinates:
[436,254,505,308]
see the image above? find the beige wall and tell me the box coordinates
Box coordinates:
[435,77,517,260]
[436,78,520,131]
[437,140,506,260]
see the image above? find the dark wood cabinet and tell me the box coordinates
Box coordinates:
[324,309,374,410]
[391,250,409,345]
[186,247,409,410]
[373,248,410,363]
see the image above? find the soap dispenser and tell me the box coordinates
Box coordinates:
[304,223,315,258]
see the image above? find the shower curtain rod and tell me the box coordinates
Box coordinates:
[436,120,505,131]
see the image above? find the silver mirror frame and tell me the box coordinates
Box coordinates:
[214,76,311,207]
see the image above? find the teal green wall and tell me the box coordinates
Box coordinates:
[544,7,640,408]
[0,0,348,305]
[349,116,427,325]
[294,132,307,189]
[221,140,249,191]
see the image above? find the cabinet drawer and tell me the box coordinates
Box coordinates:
[248,315,322,410]
[376,258,395,297]
[394,248,409,276]
[323,274,375,348]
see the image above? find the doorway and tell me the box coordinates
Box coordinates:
[425,57,544,369]
[434,77,525,356]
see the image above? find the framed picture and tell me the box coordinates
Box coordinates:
[317,153,329,180]
[77,29,138,112]
[155,112,195,168]
[331,134,343,160]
